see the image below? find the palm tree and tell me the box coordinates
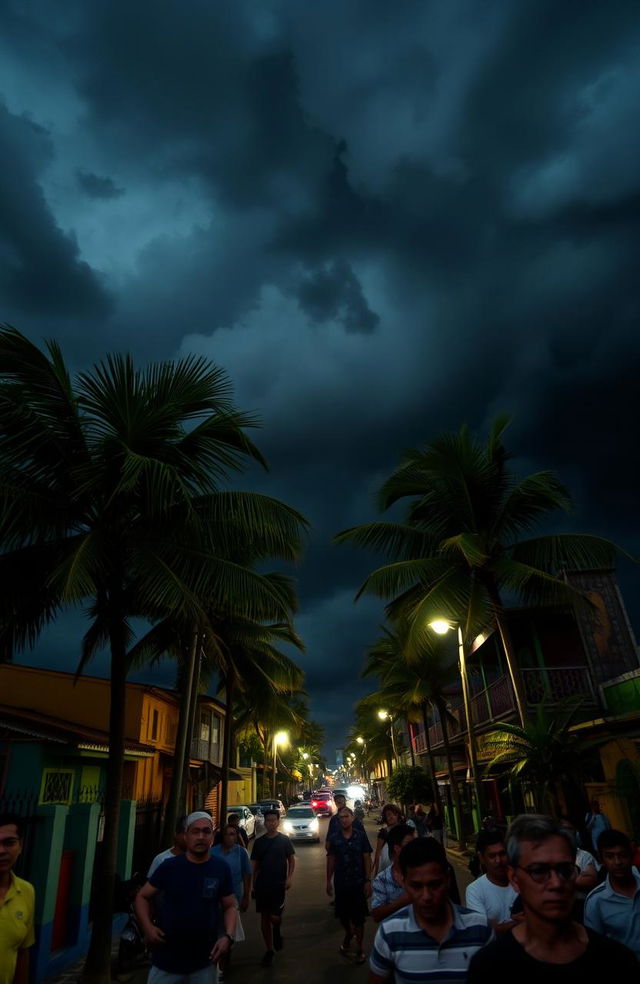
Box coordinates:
[362,623,467,835]
[128,597,304,836]
[483,701,592,815]
[234,678,307,797]
[336,415,621,727]
[0,326,307,984]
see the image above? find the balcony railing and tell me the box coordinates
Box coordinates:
[190,738,222,764]
[412,665,596,755]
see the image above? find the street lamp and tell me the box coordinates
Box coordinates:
[272,730,289,798]
[377,709,398,770]
[429,620,484,823]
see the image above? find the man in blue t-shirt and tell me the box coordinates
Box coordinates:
[135,811,237,984]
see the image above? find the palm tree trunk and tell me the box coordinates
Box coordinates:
[180,640,202,812]
[436,698,465,844]
[220,670,235,823]
[421,702,442,811]
[82,614,128,984]
[161,632,198,846]
[486,580,527,727]
[406,717,416,766]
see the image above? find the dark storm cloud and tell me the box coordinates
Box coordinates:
[3,0,640,756]
[0,103,111,320]
[76,169,124,199]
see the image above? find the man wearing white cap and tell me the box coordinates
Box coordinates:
[135,812,237,984]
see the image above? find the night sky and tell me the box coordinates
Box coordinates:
[2,1,640,759]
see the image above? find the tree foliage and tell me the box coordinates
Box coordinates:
[0,325,308,984]
[386,764,435,808]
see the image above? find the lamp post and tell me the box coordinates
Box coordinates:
[377,709,397,776]
[272,730,289,798]
[430,620,484,825]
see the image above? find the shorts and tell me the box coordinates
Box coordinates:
[149,963,217,984]
[334,885,369,927]
[254,886,286,915]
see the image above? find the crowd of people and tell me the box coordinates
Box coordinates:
[1,798,639,984]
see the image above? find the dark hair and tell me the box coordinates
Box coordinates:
[0,813,25,839]
[382,803,402,824]
[263,809,279,820]
[506,814,576,867]
[334,793,346,801]
[175,815,187,834]
[597,829,632,854]
[476,828,506,855]
[222,824,238,837]
[387,823,415,853]
[398,835,447,875]
[338,806,354,817]
[228,813,240,822]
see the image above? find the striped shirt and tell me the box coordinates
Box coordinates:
[370,902,492,984]
[584,868,640,958]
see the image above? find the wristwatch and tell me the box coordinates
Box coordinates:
[224,933,235,947]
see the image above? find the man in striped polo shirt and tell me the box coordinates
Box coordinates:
[369,837,492,984]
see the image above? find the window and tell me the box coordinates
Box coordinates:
[151,709,159,741]
[200,713,210,743]
[39,769,74,805]
[211,714,220,745]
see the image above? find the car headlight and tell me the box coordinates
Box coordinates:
[310,818,319,832]
[283,821,293,834]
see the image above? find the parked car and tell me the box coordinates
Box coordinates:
[282,806,320,843]
[227,805,256,839]
[310,792,335,817]
[257,799,287,817]
[247,803,266,836]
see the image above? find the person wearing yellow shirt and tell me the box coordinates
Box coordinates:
[0,815,35,984]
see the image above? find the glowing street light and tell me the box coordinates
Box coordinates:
[429,619,483,823]
[272,730,289,797]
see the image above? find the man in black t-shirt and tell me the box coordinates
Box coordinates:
[468,814,637,984]
[250,810,295,967]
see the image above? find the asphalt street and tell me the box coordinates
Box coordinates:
[222,816,473,984]
[100,816,473,984]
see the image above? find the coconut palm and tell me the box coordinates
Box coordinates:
[362,623,467,834]
[0,326,307,984]
[482,700,592,815]
[128,596,304,835]
[336,415,621,727]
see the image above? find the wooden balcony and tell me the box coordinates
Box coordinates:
[190,737,222,765]
[413,665,597,755]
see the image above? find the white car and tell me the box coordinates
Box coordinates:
[282,805,320,843]
[227,805,256,839]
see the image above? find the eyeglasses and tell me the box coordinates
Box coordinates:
[517,862,580,883]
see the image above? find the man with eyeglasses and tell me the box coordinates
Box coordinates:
[0,814,34,984]
[468,814,637,982]
[584,829,640,959]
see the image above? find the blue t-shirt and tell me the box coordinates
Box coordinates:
[149,853,233,972]
[211,844,251,903]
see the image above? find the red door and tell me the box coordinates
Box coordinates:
[52,850,74,950]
